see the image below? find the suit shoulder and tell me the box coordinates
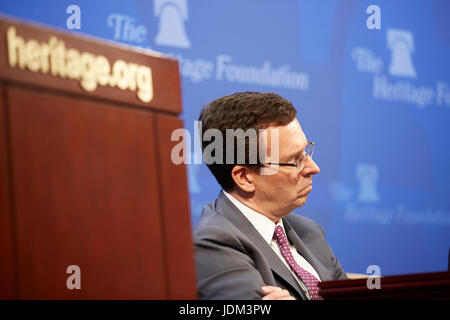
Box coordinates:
[193,202,244,248]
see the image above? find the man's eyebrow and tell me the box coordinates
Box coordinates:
[286,149,304,161]
[286,141,309,160]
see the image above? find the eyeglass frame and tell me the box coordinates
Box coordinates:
[261,141,315,173]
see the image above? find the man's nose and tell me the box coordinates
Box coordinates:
[301,157,320,176]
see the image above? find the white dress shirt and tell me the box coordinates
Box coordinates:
[223,190,321,299]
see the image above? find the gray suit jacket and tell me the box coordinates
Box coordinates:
[194,191,347,300]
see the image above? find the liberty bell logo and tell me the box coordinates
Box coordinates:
[356,164,380,203]
[154,0,191,49]
[387,28,417,78]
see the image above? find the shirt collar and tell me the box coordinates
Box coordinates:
[223,190,284,245]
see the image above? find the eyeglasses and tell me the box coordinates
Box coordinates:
[262,141,315,173]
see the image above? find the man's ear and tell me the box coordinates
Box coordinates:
[231,165,256,193]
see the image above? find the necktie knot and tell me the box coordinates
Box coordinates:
[273,225,289,246]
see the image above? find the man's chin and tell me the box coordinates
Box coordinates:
[294,194,308,208]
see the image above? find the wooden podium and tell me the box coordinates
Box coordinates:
[0,16,197,299]
[319,271,450,299]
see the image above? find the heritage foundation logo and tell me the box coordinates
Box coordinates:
[356,164,380,203]
[154,0,191,49]
[387,28,416,78]
[351,28,450,109]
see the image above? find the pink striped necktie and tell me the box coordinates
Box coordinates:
[273,225,323,300]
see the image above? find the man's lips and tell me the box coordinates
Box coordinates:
[299,182,313,196]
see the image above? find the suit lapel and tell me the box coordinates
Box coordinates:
[216,192,307,299]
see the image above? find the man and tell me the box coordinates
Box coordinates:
[194,92,347,300]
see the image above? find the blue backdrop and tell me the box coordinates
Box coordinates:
[2,0,449,276]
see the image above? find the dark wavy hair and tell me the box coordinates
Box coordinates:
[198,92,297,191]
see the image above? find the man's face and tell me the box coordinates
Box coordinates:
[252,118,320,220]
